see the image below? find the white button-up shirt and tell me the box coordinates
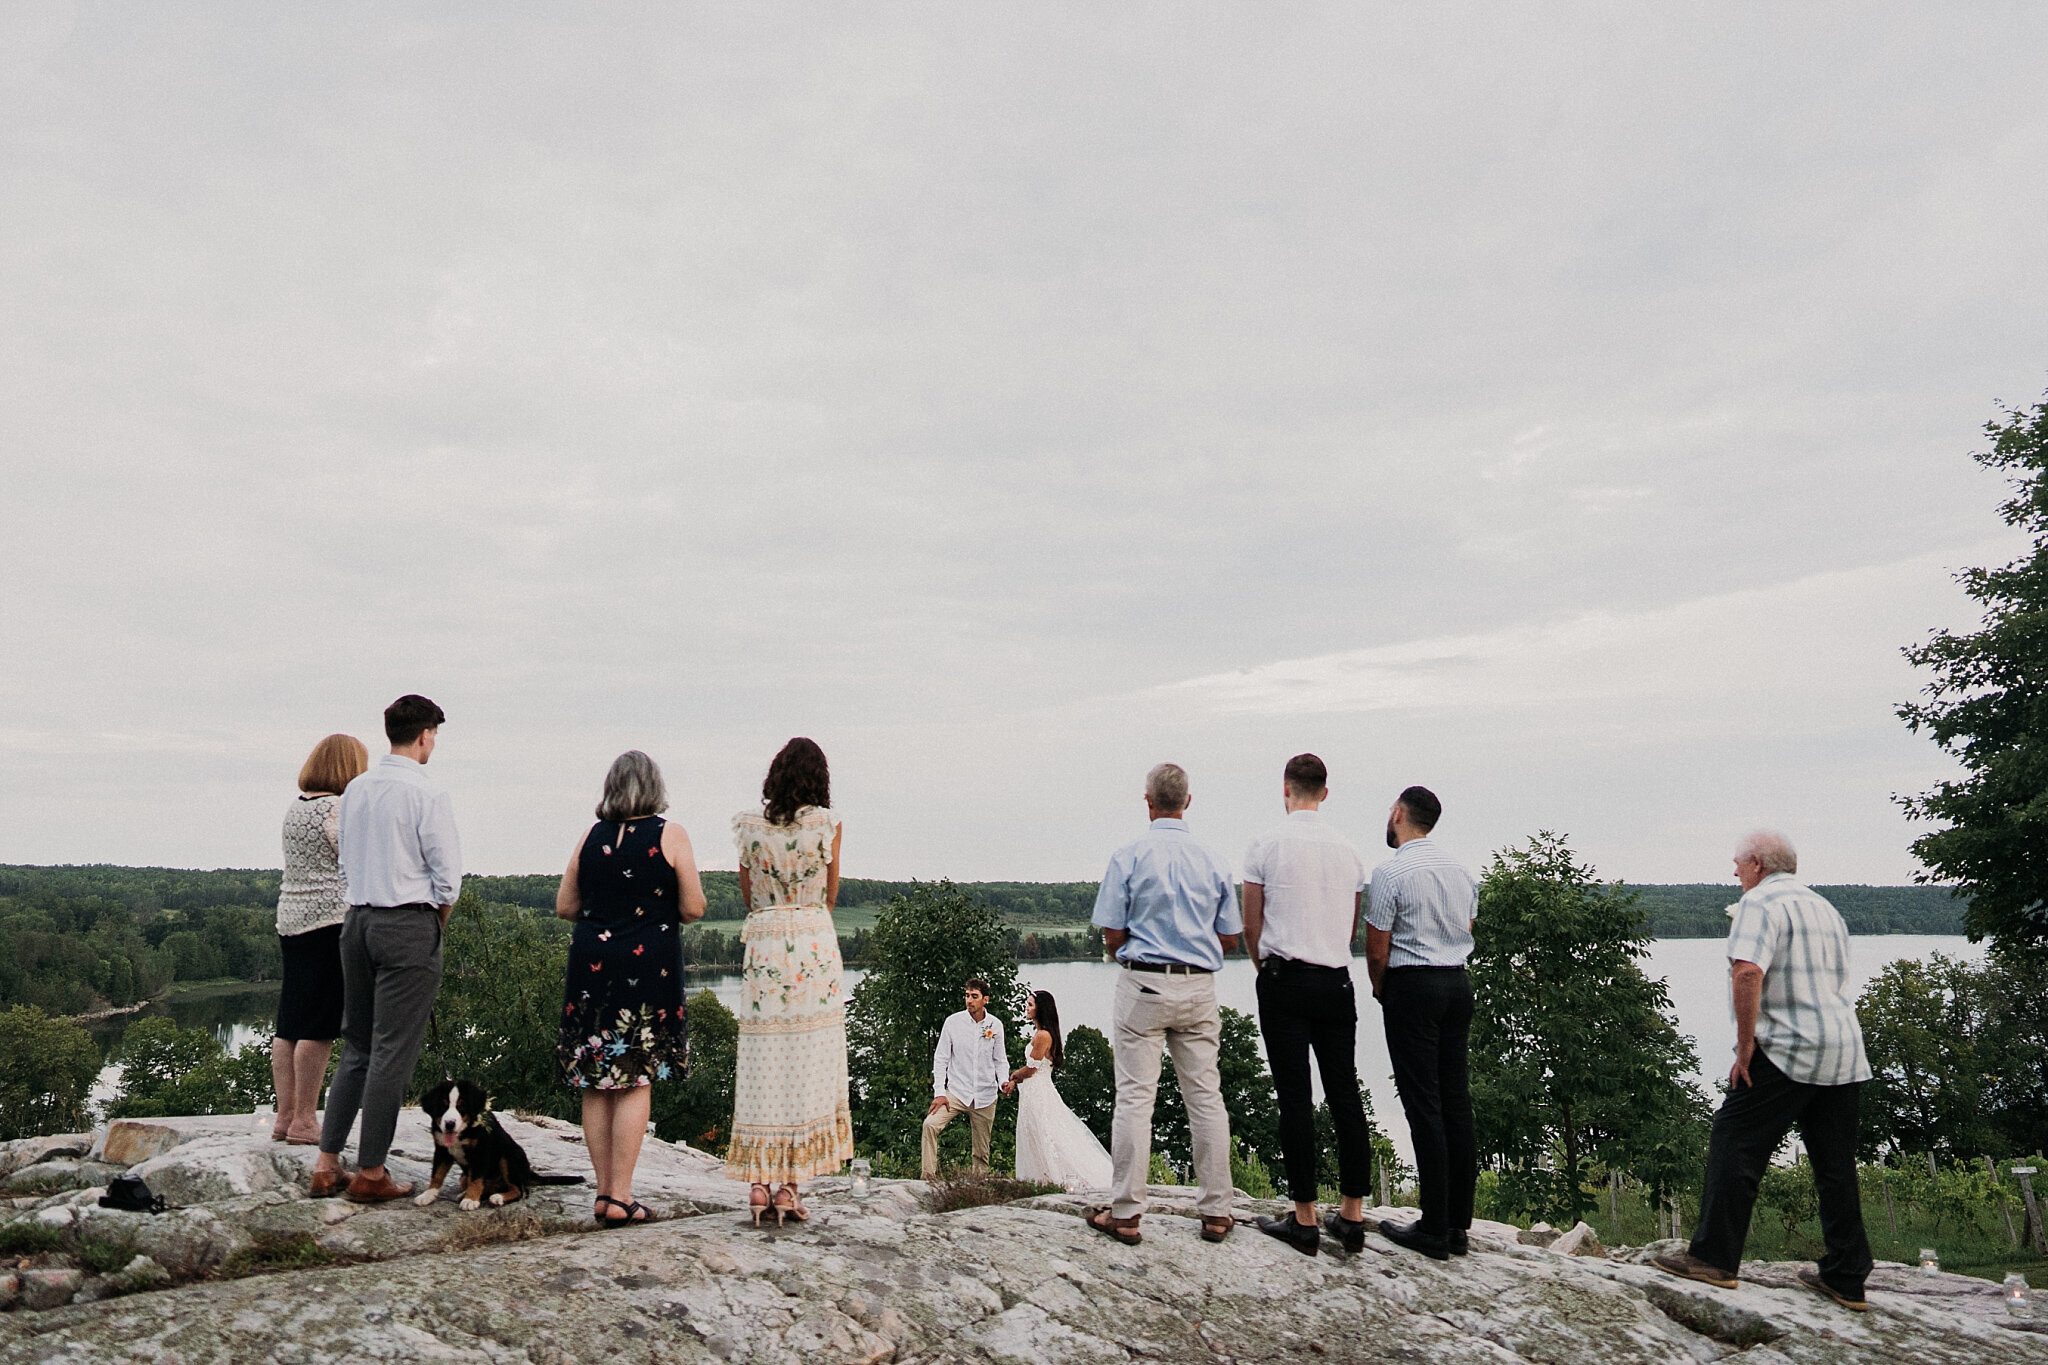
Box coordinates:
[1243,810,1367,969]
[1726,874,1872,1087]
[337,755,463,909]
[933,1009,1007,1109]
[1367,837,1477,969]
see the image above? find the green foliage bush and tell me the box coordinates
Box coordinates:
[1470,833,1708,1226]
[109,1015,271,1118]
[1060,1025,1115,1146]
[0,1005,101,1139]
[0,1221,62,1256]
[653,990,738,1152]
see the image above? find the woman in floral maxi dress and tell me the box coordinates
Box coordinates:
[726,737,852,1223]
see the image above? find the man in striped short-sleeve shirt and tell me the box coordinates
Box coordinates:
[1656,831,1875,1312]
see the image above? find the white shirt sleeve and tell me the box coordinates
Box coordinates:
[933,1017,954,1099]
[421,789,463,908]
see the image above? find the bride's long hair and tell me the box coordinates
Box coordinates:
[1030,990,1065,1069]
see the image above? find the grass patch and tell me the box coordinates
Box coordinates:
[219,1231,335,1278]
[0,1221,62,1256]
[74,1236,139,1276]
[925,1171,1065,1213]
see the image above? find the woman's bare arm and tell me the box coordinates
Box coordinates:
[825,823,842,911]
[555,843,583,920]
[663,821,708,924]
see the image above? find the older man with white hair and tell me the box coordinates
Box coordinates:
[1656,831,1874,1312]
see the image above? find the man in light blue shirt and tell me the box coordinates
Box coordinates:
[1087,763,1241,1245]
[311,694,461,1205]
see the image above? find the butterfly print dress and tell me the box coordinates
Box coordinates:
[557,816,688,1089]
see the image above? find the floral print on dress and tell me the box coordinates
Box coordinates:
[558,1001,688,1090]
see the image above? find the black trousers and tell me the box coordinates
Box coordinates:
[1691,1047,1872,1293]
[1255,959,1372,1202]
[1381,965,1476,1235]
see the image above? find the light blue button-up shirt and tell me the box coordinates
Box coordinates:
[1092,818,1243,971]
[337,754,463,909]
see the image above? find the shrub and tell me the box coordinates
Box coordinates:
[925,1172,1063,1213]
[0,1221,62,1256]
[0,1005,101,1140]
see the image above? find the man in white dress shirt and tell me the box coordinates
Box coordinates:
[310,695,462,1204]
[922,977,1007,1178]
[1243,753,1372,1256]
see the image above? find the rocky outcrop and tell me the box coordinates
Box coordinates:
[0,1118,2038,1363]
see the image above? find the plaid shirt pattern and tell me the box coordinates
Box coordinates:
[1725,874,1871,1087]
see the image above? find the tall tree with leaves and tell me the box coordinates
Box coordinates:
[1469,833,1709,1225]
[1899,389,2048,957]
[844,881,1021,1173]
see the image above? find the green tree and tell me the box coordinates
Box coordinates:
[654,989,739,1153]
[1469,833,1709,1225]
[1856,955,2000,1161]
[0,1006,101,1139]
[1899,388,2048,955]
[410,889,576,1119]
[110,1015,272,1118]
[844,881,1021,1174]
[1060,1025,1116,1146]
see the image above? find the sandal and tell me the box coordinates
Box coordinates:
[772,1183,808,1225]
[1200,1215,1234,1243]
[749,1183,772,1227]
[595,1194,628,1228]
[1084,1205,1142,1245]
[616,1200,652,1225]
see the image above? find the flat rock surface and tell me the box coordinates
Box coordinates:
[3,1123,2037,1362]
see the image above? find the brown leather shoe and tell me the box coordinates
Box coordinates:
[1797,1268,1868,1312]
[307,1166,351,1199]
[1653,1251,1738,1289]
[343,1170,417,1204]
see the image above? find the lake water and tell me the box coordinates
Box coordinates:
[115,936,1984,1159]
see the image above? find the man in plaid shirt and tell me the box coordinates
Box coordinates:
[1656,831,1874,1309]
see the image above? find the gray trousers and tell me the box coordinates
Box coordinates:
[319,906,443,1168]
[1110,967,1234,1219]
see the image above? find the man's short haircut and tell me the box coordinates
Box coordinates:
[1284,753,1328,797]
[384,694,446,746]
[1397,785,1442,832]
[298,734,369,795]
[597,750,669,822]
[1145,762,1190,813]
[964,977,990,998]
[1739,830,1798,876]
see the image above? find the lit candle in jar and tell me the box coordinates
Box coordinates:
[1918,1247,1940,1276]
[851,1158,872,1200]
[2007,1272,2031,1318]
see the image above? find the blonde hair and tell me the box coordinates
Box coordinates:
[299,734,369,795]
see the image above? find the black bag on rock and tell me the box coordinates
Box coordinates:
[98,1174,167,1213]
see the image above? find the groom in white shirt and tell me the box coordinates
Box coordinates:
[923,977,1007,1179]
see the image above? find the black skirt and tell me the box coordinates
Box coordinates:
[275,923,344,1042]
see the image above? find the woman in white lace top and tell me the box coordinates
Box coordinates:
[271,734,368,1144]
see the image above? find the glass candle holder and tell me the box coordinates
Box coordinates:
[1919,1247,1941,1276]
[850,1158,872,1200]
[2007,1272,2032,1318]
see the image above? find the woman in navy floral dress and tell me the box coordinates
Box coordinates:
[555,751,706,1226]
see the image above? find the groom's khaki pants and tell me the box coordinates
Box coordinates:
[1111,966,1234,1219]
[921,1096,996,1178]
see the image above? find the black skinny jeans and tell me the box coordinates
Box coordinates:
[1255,959,1372,1203]
[1691,1047,1872,1293]
[1381,965,1476,1236]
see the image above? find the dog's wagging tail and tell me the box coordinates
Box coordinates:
[415,1079,584,1210]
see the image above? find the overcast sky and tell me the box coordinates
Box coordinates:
[3,4,2046,886]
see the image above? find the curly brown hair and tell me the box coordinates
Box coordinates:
[762,737,831,826]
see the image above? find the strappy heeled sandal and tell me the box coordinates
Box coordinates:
[749,1182,773,1227]
[772,1183,808,1225]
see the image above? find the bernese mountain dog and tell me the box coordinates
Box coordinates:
[414,1079,582,1209]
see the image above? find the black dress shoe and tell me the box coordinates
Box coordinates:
[1379,1219,1451,1261]
[1256,1215,1319,1256]
[1449,1229,1469,1256]
[1322,1210,1366,1254]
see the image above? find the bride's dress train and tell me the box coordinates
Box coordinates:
[1014,1061,1112,1191]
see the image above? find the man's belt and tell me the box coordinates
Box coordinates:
[350,902,437,912]
[1121,960,1213,975]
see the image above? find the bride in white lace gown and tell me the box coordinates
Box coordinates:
[1007,991,1112,1191]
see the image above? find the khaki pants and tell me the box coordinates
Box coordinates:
[1111,967,1233,1219]
[921,1096,996,1178]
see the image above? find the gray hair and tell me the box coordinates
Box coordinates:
[1738,829,1798,877]
[1145,762,1189,813]
[597,750,669,821]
